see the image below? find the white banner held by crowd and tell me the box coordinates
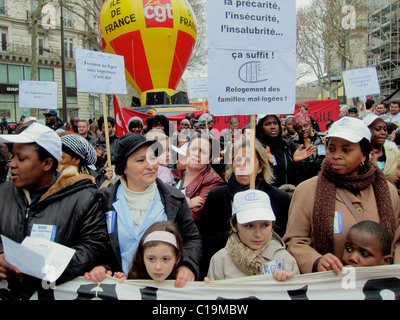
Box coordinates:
[1,265,400,300]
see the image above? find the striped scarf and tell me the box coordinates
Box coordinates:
[312,160,396,255]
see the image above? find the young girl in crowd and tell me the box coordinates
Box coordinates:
[114,221,183,282]
[207,189,299,282]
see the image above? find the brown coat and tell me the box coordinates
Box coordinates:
[283,176,400,274]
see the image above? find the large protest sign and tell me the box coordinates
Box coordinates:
[207,0,296,51]
[18,81,58,109]
[207,0,296,116]
[208,49,296,115]
[1,265,400,300]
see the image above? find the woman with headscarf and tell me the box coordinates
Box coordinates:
[283,117,400,274]
[58,132,113,188]
[289,112,326,185]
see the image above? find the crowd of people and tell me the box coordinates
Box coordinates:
[0,100,400,299]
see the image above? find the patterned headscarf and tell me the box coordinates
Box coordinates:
[292,112,312,127]
[61,134,97,165]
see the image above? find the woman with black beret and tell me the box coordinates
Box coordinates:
[84,133,202,288]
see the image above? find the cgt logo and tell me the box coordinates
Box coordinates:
[143,0,174,28]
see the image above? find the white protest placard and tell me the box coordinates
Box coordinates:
[75,48,127,94]
[207,0,297,116]
[186,77,208,100]
[208,48,296,115]
[18,81,57,109]
[342,67,380,98]
[1,235,75,282]
[207,0,296,51]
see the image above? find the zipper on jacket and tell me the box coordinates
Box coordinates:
[25,207,30,219]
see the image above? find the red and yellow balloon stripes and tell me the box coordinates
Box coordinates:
[100,0,197,105]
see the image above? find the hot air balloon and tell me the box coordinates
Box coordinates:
[100,0,197,106]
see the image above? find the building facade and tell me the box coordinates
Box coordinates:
[0,0,102,124]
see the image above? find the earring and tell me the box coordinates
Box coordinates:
[360,161,364,166]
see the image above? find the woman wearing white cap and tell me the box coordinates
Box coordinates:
[0,122,108,299]
[207,189,299,281]
[283,117,400,274]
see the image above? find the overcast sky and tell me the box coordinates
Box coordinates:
[296,0,312,9]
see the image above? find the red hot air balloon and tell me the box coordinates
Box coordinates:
[100,0,197,106]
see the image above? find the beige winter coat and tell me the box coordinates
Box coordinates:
[381,145,400,182]
[207,231,300,280]
[283,176,400,274]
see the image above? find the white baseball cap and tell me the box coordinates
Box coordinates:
[326,116,371,143]
[0,122,62,161]
[363,113,383,128]
[232,190,275,224]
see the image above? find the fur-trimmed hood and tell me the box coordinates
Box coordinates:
[40,166,95,202]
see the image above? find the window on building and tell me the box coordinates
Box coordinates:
[65,70,76,87]
[8,65,25,84]
[64,36,74,59]
[38,67,53,81]
[0,64,7,83]
[0,27,6,51]
[63,9,74,28]
[31,0,43,21]
[0,0,5,15]
[38,33,44,56]
[0,64,53,83]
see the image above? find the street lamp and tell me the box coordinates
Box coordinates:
[60,0,68,124]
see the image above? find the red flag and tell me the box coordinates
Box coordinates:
[113,95,128,137]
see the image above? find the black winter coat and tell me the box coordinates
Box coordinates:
[197,174,291,278]
[98,178,203,279]
[0,171,109,299]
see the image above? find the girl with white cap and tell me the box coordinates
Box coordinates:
[207,189,299,281]
[283,117,400,275]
